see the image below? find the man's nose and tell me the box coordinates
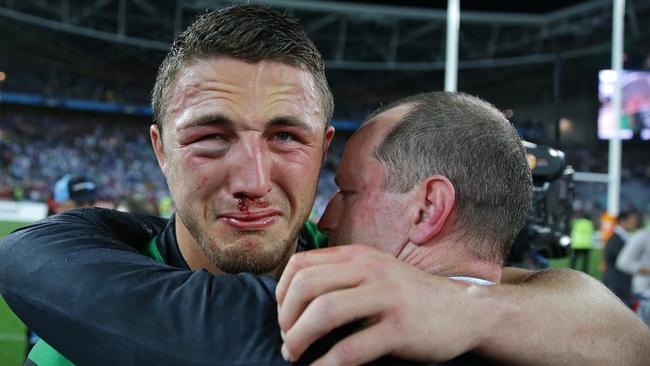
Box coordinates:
[229,138,272,198]
[317,193,341,235]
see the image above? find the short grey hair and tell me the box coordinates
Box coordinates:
[370,92,532,264]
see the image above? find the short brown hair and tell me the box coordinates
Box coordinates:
[371,92,532,264]
[151,4,333,131]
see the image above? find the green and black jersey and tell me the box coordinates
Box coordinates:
[24,213,325,366]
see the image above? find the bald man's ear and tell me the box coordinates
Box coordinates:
[150,124,167,178]
[408,175,455,245]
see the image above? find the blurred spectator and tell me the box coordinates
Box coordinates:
[603,211,642,307]
[617,228,650,325]
[570,212,595,273]
[52,175,98,213]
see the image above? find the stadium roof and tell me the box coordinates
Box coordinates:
[2,0,649,71]
[1,0,649,122]
[332,0,592,14]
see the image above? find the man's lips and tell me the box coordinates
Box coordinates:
[218,210,281,230]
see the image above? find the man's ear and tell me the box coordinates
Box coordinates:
[150,124,167,177]
[321,125,335,165]
[408,175,455,245]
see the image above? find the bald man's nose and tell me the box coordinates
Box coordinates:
[317,193,342,235]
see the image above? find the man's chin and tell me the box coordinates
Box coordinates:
[201,234,294,274]
[209,246,286,274]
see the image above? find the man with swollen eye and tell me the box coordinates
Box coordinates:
[0,4,648,366]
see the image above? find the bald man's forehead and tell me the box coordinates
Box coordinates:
[365,103,414,128]
[355,103,413,145]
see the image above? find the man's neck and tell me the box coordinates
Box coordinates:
[398,240,502,284]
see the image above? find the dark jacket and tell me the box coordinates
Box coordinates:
[603,232,633,304]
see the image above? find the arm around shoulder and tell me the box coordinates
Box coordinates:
[476,267,650,366]
[0,208,289,366]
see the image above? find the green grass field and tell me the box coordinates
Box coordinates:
[0,298,25,366]
[0,218,606,365]
[0,221,30,366]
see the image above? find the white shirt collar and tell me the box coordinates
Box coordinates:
[448,276,495,286]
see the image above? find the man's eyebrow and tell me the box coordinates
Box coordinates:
[178,114,234,131]
[266,116,314,133]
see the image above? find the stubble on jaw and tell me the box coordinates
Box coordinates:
[181,210,305,275]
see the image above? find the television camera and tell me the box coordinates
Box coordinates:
[506,142,575,268]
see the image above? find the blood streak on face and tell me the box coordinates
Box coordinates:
[238,198,251,212]
[237,198,270,212]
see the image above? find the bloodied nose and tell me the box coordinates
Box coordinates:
[237,196,271,212]
[229,137,273,199]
